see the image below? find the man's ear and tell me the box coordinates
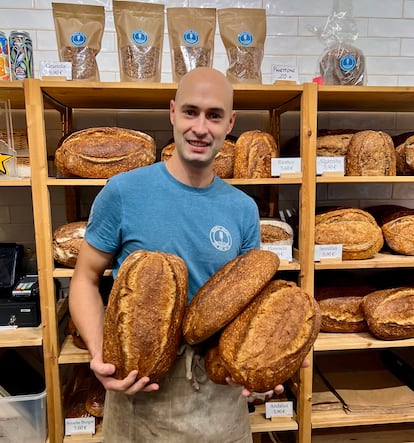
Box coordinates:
[227,110,237,135]
[169,99,175,125]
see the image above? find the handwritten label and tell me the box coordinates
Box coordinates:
[316,156,344,175]
[261,244,292,262]
[272,158,301,176]
[40,61,72,80]
[271,64,298,83]
[265,400,293,418]
[314,244,342,261]
[65,417,95,436]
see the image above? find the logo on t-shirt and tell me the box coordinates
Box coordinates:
[210,226,232,252]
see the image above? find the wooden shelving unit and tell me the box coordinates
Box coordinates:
[8,78,413,442]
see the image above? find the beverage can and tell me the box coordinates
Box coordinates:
[9,30,33,80]
[0,31,10,81]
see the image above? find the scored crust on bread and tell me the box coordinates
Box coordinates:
[53,221,87,268]
[362,287,414,340]
[345,130,396,176]
[219,285,321,392]
[260,219,294,246]
[182,249,280,345]
[315,207,383,259]
[233,130,278,178]
[103,250,188,381]
[55,126,156,178]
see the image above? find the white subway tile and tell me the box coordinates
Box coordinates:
[353,0,403,18]
[404,0,414,17]
[369,18,414,37]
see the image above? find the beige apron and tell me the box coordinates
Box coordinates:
[103,345,253,443]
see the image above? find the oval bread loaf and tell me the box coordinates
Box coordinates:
[103,250,188,381]
[53,221,87,268]
[182,249,280,345]
[233,130,278,178]
[219,285,321,392]
[55,126,156,178]
[362,287,414,340]
[260,219,294,246]
[315,207,383,259]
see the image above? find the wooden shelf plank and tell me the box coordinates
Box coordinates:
[0,325,42,346]
[59,335,91,364]
[312,407,414,428]
[0,178,31,186]
[315,332,414,351]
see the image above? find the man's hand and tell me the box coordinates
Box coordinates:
[90,354,159,395]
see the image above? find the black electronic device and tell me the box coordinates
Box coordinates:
[12,274,39,300]
[382,348,414,391]
[0,243,24,297]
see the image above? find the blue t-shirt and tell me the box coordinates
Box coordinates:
[85,162,260,300]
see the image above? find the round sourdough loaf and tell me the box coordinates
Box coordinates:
[260,219,294,247]
[233,130,278,178]
[218,285,321,392]
[182,249,280,345]
[53,221,87,268]
[55,126,156,178]
[345,130,396,176]
[362,287,414,340]
[315,207,383,259]
[103,250,188,381]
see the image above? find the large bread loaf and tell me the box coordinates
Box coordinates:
[395,135,414,175]
[53,221,87,268]
[345,130,396,176]
[366,204,414,255]
[315,207,383,259]
[182,249,280,345]
[233,130,278,178]
[55,127,156,178]
[219,285,321,392]
[103,250,188,381]
[362,287,414,340]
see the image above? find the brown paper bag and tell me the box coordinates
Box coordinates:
[167,7,216,82]
[113,1,165,82]
[218,8,266,84]
[52,2,105,81]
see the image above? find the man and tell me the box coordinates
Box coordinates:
[70,67,289,442]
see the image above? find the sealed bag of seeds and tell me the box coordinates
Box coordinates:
[52,2,105,82]
[167,7,216,82]
[113,1,164,82]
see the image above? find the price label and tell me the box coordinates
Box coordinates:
[65,417,95,436]
[261,244,292,262]
[265,400,293,418]
[316,156,345,175]
[271,157,301,177]
[40,61,72,80]
[271,64,298,83]
[314,244,342,262]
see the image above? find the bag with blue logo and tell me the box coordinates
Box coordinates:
[167,7,216,83]
[316,0,366,86]
[52,2,105,82]
[113,1,165,83]
[218,8,266,84]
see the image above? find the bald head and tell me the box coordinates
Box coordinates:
[175,67,234,114]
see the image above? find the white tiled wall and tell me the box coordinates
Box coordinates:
[1,0,414,254]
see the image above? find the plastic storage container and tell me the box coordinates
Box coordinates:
[0,390,47,443]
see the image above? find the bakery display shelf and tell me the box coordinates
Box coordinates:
[53,268,112,278]
[0,325,42,347]
[315,251,414,270]
[315,332,414,352]
[318,85,414,112]
[39,80,304,112]
[312,407,414,429]
[0,80,25,107]
[316,175,414,184]
[47,178,107,186]
[0,178,31,186]
[250,404,298,432]
[58,335,90,364]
